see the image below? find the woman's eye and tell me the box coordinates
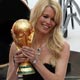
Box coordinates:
[43,15,48,18]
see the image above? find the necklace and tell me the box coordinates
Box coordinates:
[32,48,41,64]
[36,48,41,55]
[33,43,48,64]
[36,43,46,56]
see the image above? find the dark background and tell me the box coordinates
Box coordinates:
[0,0,30,64]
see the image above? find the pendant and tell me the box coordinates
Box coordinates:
[37,48,41,55]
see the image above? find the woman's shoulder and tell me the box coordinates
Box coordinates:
[59,37,70,49]
[9,42,17,56]
[62,39,70,56]
[10,42,16,49]
[63,39,70,48]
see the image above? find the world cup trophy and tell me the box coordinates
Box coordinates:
[11,19,35,75]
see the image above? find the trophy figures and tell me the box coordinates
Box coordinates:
[11,19,35,75]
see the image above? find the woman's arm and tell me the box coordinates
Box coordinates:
[7,42,18,80]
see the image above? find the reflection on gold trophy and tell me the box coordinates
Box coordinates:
[11,19,35,75]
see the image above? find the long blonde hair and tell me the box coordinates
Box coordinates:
[30,0,64,66]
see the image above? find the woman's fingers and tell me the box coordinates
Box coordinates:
[21,46,36,63]
[22,46,36,57]
[13,49,28,64]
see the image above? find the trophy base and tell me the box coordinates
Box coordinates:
[17,63,35,75]
[18,70,35,75]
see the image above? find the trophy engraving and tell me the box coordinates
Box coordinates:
[11,19,35,75]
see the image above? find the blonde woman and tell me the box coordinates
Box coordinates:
[7,0,70,80]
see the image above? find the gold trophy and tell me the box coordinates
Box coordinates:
[11,19,35,75]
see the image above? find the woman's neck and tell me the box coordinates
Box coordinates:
[32,33,48,49]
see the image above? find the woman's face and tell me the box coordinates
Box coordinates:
[36,6,56,34]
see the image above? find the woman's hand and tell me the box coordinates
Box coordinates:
[13,49,28,67]
[21,46,38,64]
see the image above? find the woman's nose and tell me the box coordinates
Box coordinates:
[46,18,51,25]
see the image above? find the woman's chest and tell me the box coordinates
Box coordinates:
[38,47,53,64]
